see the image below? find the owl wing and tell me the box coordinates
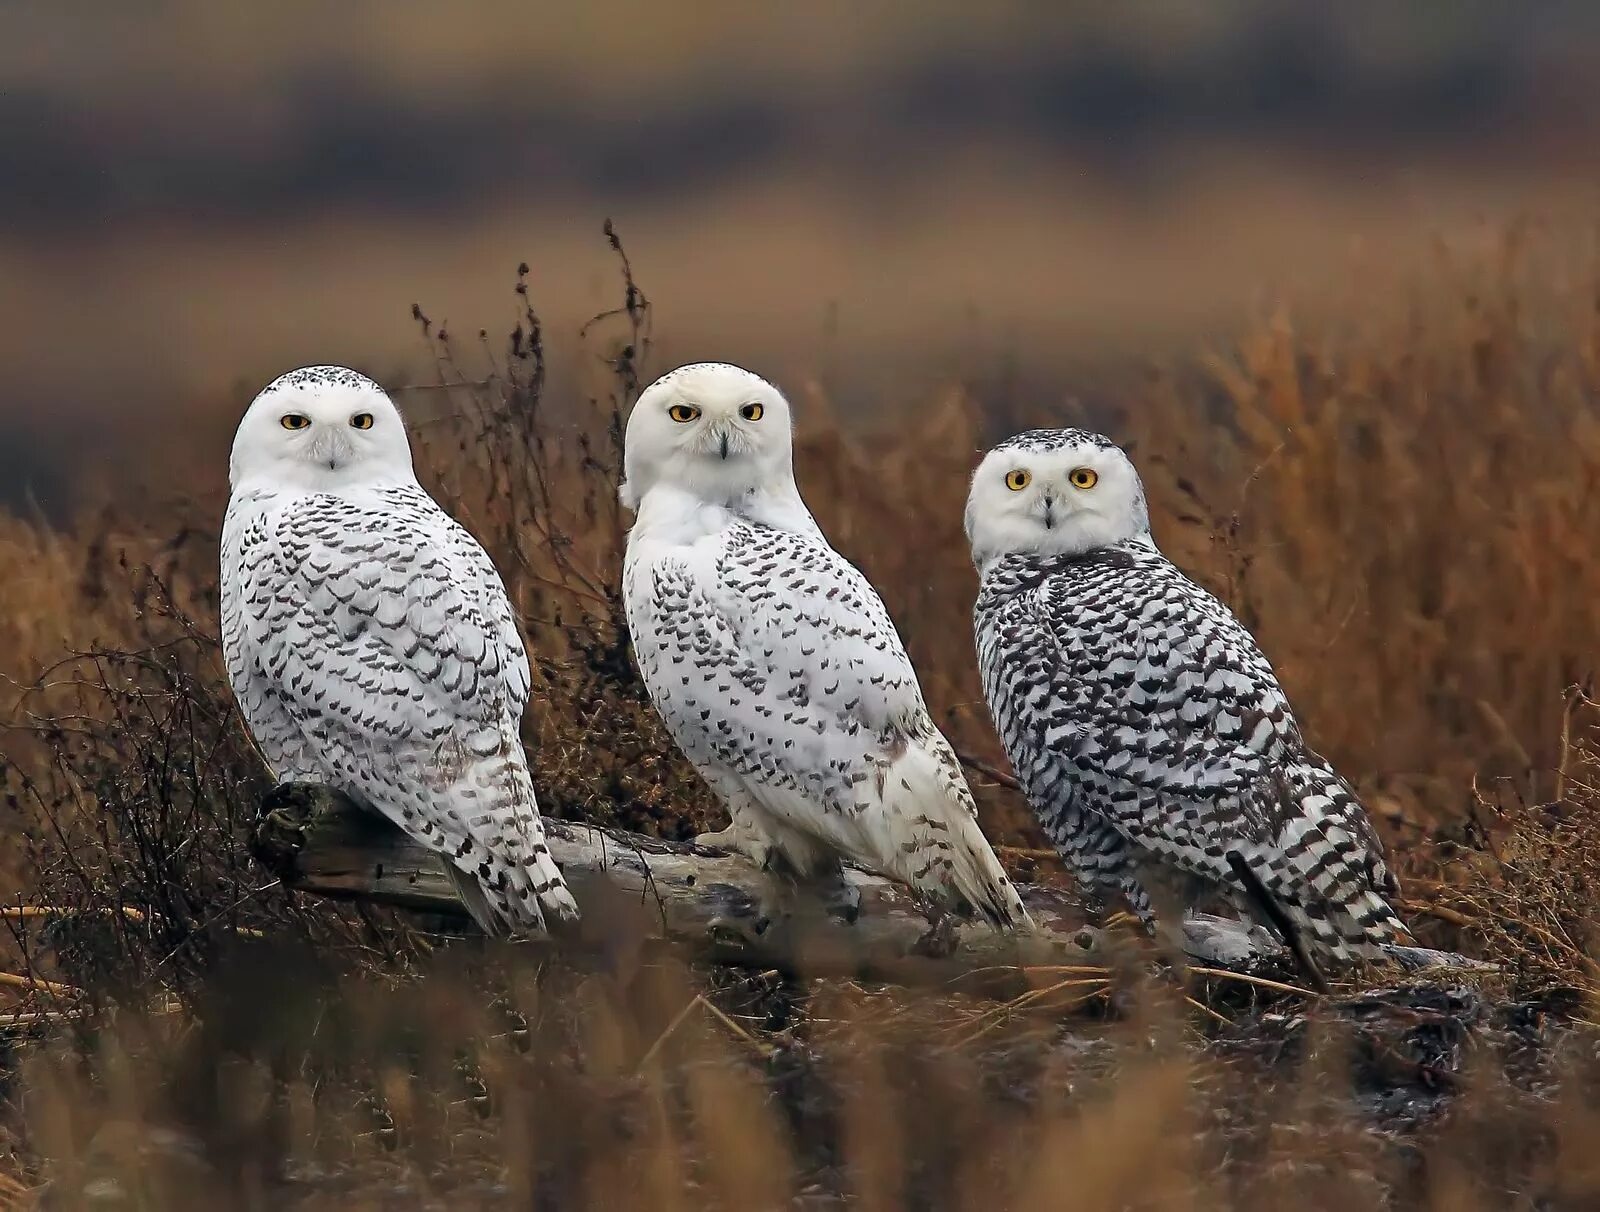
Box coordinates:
[227,489,574,932]
[449,520,532,720]
[233,495,520,748]
[630,522,1025,924]
[1014,546,1305,855]
[715,523,931,731]
[631,522,925,801]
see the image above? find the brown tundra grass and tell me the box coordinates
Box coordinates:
[0,225,1593,1207]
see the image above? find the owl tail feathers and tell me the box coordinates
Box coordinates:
[1292,876,1408,966]
[1262,873,1407,974]
[1226,852,1330,992]
[445,865,514,937]
[1241,787,1409,970]
[447,836,581,938]
[873,740,1032,932]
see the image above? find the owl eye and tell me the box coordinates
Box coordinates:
[280,414,311,431]
[1004,469,1031,491]
[740,402,764,421]
[668,403,701,423]
[1069,467,1099,489]
[349,412,375,430]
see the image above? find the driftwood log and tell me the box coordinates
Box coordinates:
[250,783,1470,986]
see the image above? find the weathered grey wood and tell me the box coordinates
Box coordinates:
[250,783,1477,984]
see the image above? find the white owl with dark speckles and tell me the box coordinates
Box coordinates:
[220,366,577,935]
[621,362,1027,928]
[966,427,1406,971]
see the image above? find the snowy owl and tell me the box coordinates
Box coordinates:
[965,428,1404,973]
[620,363,1027,928]
[220,365,577,935]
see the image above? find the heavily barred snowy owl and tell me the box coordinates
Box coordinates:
[220,366,577,935]
[621,363,1027,927]
[966,428,1404,970]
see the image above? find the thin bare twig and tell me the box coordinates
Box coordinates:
[955,751,1020,792]
[0,971,80,999]
[1185,966,1317,999]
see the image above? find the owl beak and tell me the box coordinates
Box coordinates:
[718,430,730,460]
[1041,495,1057,530]
[309,429,355,471]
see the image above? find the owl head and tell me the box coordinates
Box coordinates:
[230,366,415,492]
[965,428,1150,569]
[619,363,797,511]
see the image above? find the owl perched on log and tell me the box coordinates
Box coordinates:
[620,362,1027,928]
[965,427,1404,974]
[221,365,577,935]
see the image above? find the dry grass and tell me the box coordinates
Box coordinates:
[0,224,1593,1206]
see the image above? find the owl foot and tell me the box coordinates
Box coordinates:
[250,784,317,878]
[911,910,961,959]
[705,911,774,952]
[693,824,775,872]
[819,877,862,926]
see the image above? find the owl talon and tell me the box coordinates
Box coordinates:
[250,803,314,879]
[911,912,961,959]
[822,879,862,925]
[256,801,311,850]
[694,825,773,872]
[705,913,772,951]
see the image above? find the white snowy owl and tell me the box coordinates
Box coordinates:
[966,428,1405,972]
[220,365,577,935]
[620,363,1027,928]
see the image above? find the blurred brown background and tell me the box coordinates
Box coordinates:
[3,1,1599,507]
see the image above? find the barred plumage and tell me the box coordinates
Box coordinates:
[966,428,1404,965]
[221,365,577,935]
[621,363,1027,928]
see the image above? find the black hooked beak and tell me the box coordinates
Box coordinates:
[719,431,729,460]
[1042,495,1056,530]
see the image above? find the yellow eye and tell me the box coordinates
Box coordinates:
[668,403,701,423]
[1004,469,1031,491]
[349,412,374,430]
[280,414,310,431]
[1069,467,1099,489]
[740,402,764,421]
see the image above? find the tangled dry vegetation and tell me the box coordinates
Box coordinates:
[0,225,1594,1207]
